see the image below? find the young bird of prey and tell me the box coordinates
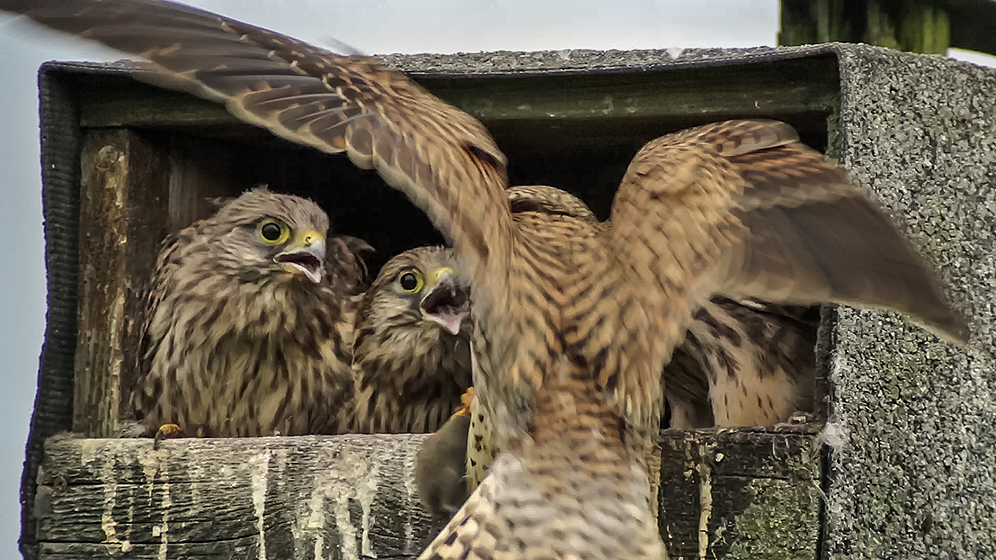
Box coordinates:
[135,188,371,440]
[462,188,818,492]
[342,246,472,434]
[666,297,821,428]
[11,2,969,558]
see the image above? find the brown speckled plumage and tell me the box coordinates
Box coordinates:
[12,2,970,558]
[135,188,369,437]
[666,298,820,428]
[342,246,472,434]
[466,190,817,487]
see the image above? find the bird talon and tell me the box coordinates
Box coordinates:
[153,423,185,450]
[786,411,818,425]
[454,387,475,418]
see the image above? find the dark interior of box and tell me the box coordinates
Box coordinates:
[83,116,831,273]
[122,120,831,273]
[71,58,838,424]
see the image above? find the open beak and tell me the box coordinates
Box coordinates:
[419,267,470,335]
[274,229,326,283]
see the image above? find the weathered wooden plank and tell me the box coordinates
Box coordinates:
[38,541,259,559]
[164,135,256,233]
[75,130,170,438]
[659,426,823,560]
[77,57,839,131]
[36,428,823,560]
[36,434,437,560]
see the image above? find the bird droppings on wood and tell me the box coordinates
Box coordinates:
[697,443,714,560]
[658,427,823,558]
[37,428,824,559]
[38,434,440,559]
[250,450,270,560]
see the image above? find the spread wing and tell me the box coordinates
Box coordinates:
[4,0,513,294]
[609,119,969,421]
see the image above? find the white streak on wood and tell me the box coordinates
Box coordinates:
[100,450,121,552]
[401,440,419,551]
[107,291,126,435]
[696,444,713,560]
[332,448,361,560]
[250,450,272,560]
[80,439,100,466]
[299,447,331,560]
[305,478,327,560]
[357,457,379,558]
[157,458,171,560]
[138,446,159,499]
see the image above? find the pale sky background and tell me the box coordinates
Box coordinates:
[0,1,993,557]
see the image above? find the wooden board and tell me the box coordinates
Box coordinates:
[659,425,824,560]
[36,428,823,560]
[75,130,170,438]
[77,57,840,136]
[36,434,438,560]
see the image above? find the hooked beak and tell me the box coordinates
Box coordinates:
[419,267,470,335]
[274,229,326,283]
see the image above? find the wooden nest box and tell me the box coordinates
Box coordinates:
[21,44,995,560]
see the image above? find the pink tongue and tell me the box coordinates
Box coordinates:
[430,311,463,335]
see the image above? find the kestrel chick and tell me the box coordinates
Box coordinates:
[343,246,472,434]
[666,298,820,429]
[135,188,370,439]
[11,3,969,558]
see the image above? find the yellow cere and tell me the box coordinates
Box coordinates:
[292,229,325,249]
[426,266,455,286]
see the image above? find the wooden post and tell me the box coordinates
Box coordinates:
[75,130,170,437]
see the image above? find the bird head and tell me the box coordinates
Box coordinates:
[367,247,471,337]
[269,222,327,284]
[411,265,469,336]
[352,246,473,413]
[207,188,332,284]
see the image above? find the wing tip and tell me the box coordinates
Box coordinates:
[921,311,972,346]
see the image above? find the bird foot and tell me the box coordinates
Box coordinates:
[153,423,214,449]
[453,387,475,418]
[779,411,820,427]
[153,424,186,450]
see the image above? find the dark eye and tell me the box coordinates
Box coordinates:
[261,223,282,241]
[257,219,290,245]
[397,269,424,293]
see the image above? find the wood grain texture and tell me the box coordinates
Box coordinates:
[75,130,169,438]
[75,58,839,138]
[36,434,438,560]
[35,429,822,560]
[659,425,823,560]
